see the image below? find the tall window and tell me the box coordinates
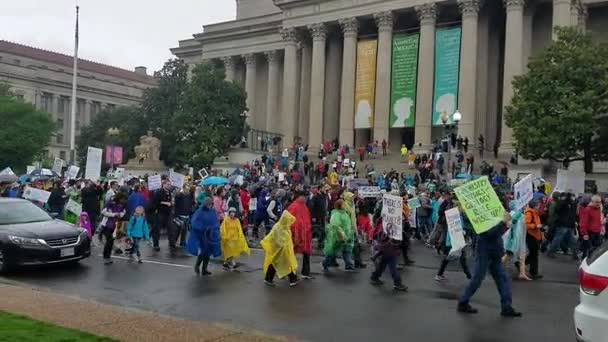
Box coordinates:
[56,134,64,144]
[58,97,68,116]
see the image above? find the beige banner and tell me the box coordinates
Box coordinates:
[354,39,378,129]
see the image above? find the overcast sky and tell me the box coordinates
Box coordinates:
[1,0,236,73]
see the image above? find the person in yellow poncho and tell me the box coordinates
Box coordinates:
[343,191,366,268]
[261,210,299,287]
[328,169,338,186]
[221,207,250,271]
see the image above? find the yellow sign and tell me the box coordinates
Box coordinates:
[354,39,378,129]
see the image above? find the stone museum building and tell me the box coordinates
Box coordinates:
[172,0,608,152]
[0,40,157,160]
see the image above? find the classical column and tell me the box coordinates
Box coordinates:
[553,0,572,39]
[265,50,281,133]
[373,11,394,143]
[457,0,481,144]
[243,53,257,127]
[298,40,312,142]
[578,4,588,32]
[338,18,358,148]
[222,56,236,82]
[34,90,41,110]
[281,28,299,144]
[307,23,327,147]
[414,4,437,149]
[51,94,60,122]
[84,100,92,127]
[500,0,526,151]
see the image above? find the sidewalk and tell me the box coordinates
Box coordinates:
[0,282,288,342]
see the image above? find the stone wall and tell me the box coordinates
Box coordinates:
[236,0,280,20]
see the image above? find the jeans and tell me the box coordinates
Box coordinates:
[102,229,114,259]
[301,254,311,276]
[153,211,170,248]
[548,226,576,255]
[438,248,471,278]
[175,215,190,248]
[582,232,603,259]
[417,216,432,239]
[323,249,354,269]
[265,264,297,283]
[459,251,512,311]
[371,255,402,286]
[129,237,141,257]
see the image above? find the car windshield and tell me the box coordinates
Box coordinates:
[0,201,53,225]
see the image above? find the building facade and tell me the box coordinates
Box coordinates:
[174,0,608,153]
[0,40,157,160]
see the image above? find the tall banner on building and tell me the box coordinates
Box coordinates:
[432,26,461,126]
[390,33,419,128]
[354,39,378,129]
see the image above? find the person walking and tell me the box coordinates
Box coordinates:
[151,181,173,251]
[220,207,250,270]
[343,192,366,268]
[174,184,194,248]
[503,200,531,281]
[322,199,356,272]
[310,186,328,248]
[580,195,605,259]
[188,197,222,276]
[126,206,150,264]
[457,212,522,317]
[261,211,299,287]
[524,200,543,279]
[547,192,578,260]
[99,195,126,265]
[369,218,408,292]
[287,191,314,279]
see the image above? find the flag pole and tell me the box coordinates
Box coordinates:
[69,5,79,165]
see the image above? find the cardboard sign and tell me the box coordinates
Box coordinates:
[198,168,209,180]
[407,196,421,209]
[445,207,466,253]
[358,186,382,198]
[26,165,35,174]
[382,194,403,240]
[84,147,103,181]
[554,169,585,195]
[66,165,80,180]
[52,158,64,175]
[65,198,82,215]
[169,171,185,188]
[454,176,504,234]
[148,175,162,191]
[513,174,533,210]
[23,186,51,203]
[278,172,286,182]
[343,158,350,167]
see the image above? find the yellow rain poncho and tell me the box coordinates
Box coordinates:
[220,216,250,260]
[342,192,357,231]
[260,211,298,279]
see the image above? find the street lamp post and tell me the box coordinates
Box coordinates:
[440,110,462,179]
[107,127,120,172]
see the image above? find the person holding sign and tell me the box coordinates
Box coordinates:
[457,211,522,317]
[435,205,471,282]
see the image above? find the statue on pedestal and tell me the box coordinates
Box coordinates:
[123,131,167,174]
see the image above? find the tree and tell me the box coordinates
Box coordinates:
[165,63,247,168]
[0,83,55,172]
[505,27,608,173]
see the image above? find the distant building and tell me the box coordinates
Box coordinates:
[0,40,157,160]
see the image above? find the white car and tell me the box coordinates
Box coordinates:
[575,243,608,342]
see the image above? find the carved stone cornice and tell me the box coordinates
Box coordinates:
[415,3,437,24]
[280,27,298,44]
[339,17,359,38]
[374,11,394,33]
[458,0,482,17]
[243,53,256,66]
[307,23,327,41]
[503,0,526,11]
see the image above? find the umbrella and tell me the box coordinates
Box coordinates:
[199,176,229,186]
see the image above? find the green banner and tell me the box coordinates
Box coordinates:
[390,33,419,128]
[453,176,504,234]
[432,27,461,126]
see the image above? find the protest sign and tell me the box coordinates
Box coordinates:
[347,178,370,189]
[407,196,421,209]
[169,171,185,188]
[358,186,382,198]
[454,176,504,234]
[84,147,103,181]
[445,207,466,255]
[409,207,417,228]
[513,174,533,210]
[198,168,209,179]
[343,158,350,167]
[382,194,403,240]
[554,169,585,194]
[65,198,82,215]
[66,165,80,180]
[23,186,51,203]
[406,185,417,196]
[26,165,35,174]
[52,158,64,175]
[0,167,15,176]
[148,175,162,191]
[278,172,286,182]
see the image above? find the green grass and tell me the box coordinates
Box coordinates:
[0,311,118,342]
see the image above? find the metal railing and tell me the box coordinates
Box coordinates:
[246,129,284,153]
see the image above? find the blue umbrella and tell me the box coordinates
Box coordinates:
[199,176,229,186]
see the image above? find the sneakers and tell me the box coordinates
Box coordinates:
[264,280,276,287]
[301,275,314,280]
[137,258,143,264]
[321,262,330,273]
[289,280,299,287]
[501,307,523,318]
[153,246,161,252]
[222,263,232,271]
[202,270,212,276]
[393,285,408,292]
[370,278,384,286]
[457,303,478,314]
[103,259,113,265]
[434,275,447,282]
[344,267,358,273]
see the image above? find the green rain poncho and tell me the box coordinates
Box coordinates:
[63,190,81,224]
[323,208,355,256]
[342,192,357,232]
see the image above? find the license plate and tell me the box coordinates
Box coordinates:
[60,248,75,257]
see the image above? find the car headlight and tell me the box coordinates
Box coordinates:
[8,235,45,246]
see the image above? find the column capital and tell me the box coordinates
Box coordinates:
[458,0,482,17]
[373,11,394,33]
[339,17,359,38]
[416,3,437,24]
[280,27,298,44]
[307,23,327,41]
[265,50,281,64]
[503,0,526,11]
[243,53,256,66]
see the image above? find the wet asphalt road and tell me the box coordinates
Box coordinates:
[1,240,580,342]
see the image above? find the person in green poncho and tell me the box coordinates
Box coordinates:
[321,199,356,272]
[63,180,81,224]
[342,191,366,268]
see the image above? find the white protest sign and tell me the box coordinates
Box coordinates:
[84,147,103,181]
[0,167,15,176]
[358,186,382,198]
[513,174,533,210]
[169,171,185,188]
[554,169,585,194]
[148,175,162,191]
[343,158,350,167]
[445,207,466,254]
[382,194,403,240]
[66,165,80,180]
[52,158,64,175]
[278,172,286,182]
[198,168,209,179]
[234,175,244,185]
[26,165,35,174]
[115,167,125,180]
[23,186,51,203]
[65,198,82,215]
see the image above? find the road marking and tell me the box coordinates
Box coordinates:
[100,255,193,269]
